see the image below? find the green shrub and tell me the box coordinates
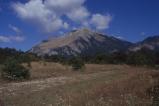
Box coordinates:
[70,57,85,71]
[1,58,30,80]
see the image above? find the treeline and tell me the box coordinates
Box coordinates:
[1,47,159,66]
[43,48,159,67]
[0,48,39,64]
[1,47,159,67]
[84,48,159,67]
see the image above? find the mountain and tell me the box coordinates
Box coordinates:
[129,35,159,52]
[30,29,132,56]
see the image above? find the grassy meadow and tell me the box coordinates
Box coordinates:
[0,62,158,106]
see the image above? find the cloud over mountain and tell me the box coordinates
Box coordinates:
[91,14,112,30]
[13,0,112,33]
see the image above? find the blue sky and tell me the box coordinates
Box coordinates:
[0,0,159,51]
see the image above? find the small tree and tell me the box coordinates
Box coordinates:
[70,57,85,71]
[1,58,30,80]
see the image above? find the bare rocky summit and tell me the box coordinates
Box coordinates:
[29,29,133,56]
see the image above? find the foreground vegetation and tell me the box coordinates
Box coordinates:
[0,62,158,106]
[0,48,37,80]
[1,58,30,80]
[60,69,159,106]
[0,47,159,105]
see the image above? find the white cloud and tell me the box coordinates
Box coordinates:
[44,18,64,33]
[0,36,10,43]
[13,0,112,33]
[45,0,85,14]
[10,36,25,42]
[13,0,51,20]
[0,24,25,43]
[91,14,112,30]
[0,35,25,43]
[12,0,62,33]
[9,24,22,34]
[67,6,90,21]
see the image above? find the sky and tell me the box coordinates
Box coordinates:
[0,0,159,51]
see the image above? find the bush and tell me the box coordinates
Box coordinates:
[1,58,30,80]
[70,57,85,71]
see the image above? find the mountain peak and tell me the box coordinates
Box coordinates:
[72,28,91,33]
[68,28,94,37]
[30,29,132,56]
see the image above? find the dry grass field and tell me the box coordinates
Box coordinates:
[0,62,159,106]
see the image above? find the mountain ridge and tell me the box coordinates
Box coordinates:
[30,29,132,56]
[30,29,159,56]
[129,35,159,52]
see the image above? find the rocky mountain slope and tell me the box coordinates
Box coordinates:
[30,29,132,56]
[129,35,159,52]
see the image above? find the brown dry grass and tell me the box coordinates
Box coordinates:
[25,62,130,79]
[60,67,159,106]
[0,62,159,106]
